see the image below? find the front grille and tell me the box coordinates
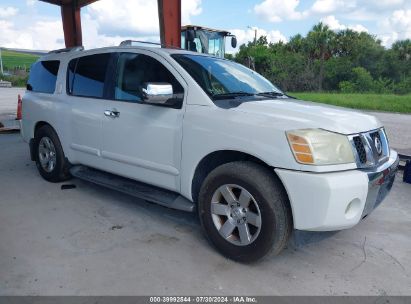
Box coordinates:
[353,136,367,164]
[349,128,389,168]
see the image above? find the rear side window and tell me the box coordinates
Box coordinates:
[68,53,110,98]
[27,60,60,94]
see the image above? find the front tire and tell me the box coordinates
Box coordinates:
[198,161,292,263]
[34,125,71,182]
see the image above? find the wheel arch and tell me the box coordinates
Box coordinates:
[34,121,55,135]
[191,150,289,206]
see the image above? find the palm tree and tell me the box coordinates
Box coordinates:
[392,39,411,61]
[288,34,304,53]
[307,22,335,91]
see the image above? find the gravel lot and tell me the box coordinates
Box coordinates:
[1,87,411,295]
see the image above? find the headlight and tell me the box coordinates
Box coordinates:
[286,129,355,165]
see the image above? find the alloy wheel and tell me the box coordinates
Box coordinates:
[210,184,262,246]
[38,137,57,173]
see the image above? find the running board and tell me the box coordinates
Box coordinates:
[69,166,195,212]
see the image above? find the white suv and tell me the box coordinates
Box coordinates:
[21,44,399,262]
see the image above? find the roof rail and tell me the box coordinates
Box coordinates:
[119,40,162,47]
[119,40,184,51]
[48,46,84,54]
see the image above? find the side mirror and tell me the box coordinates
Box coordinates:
[231,36,237,48]
[142,82,173,105]
[186,29,195,42]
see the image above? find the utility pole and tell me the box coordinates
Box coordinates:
[247,26,257,45]
[254,28,257,45]
[0,47,3,75]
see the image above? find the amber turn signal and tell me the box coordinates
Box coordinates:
[287,133,314,164]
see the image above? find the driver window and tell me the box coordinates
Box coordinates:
[114,53,184,104]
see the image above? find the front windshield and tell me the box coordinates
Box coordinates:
[196,31,225,58]
[171,54,283,100]
[181,30,226,58]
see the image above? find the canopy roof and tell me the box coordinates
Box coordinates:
[39,0,99,8]
[39,0,181,48]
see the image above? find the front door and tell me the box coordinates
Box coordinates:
[100,51,186,192]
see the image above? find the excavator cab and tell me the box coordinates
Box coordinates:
[181,25,237,58]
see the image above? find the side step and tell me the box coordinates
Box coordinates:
[69,166,195,212]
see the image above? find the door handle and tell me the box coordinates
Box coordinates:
[104,109,120,118]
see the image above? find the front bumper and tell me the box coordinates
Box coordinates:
[360,151,399,218]
[275,150,399,231]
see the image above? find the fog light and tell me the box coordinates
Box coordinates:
[345,198,361,219]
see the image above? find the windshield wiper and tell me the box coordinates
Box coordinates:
[212,91,255,100]
[212,91,286,101]
[256,91,285,98]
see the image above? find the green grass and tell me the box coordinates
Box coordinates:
[1,49,39,70]
[289,92,411,114]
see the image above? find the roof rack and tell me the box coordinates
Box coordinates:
[119,40,183,50]
[119,40,162,47]
[48,46,84,54]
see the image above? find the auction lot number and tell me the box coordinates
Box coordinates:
[150,296,257,303]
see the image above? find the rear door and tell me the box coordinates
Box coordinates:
[66,53,112,168]
[100,51,186,192]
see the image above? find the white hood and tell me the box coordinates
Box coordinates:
[233,98,382,134]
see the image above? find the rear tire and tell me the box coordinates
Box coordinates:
[34,125,71,183]
[198,161,292,263]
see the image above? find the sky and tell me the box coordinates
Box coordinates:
[0,0,410,53]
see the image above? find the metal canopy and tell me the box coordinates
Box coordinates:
[39,0,181,48]
[40,0,98,7]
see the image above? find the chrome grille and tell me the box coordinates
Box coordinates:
[353,136,367,164]
[349,128,389,168]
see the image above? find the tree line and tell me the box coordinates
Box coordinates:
[228,23,411,94]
